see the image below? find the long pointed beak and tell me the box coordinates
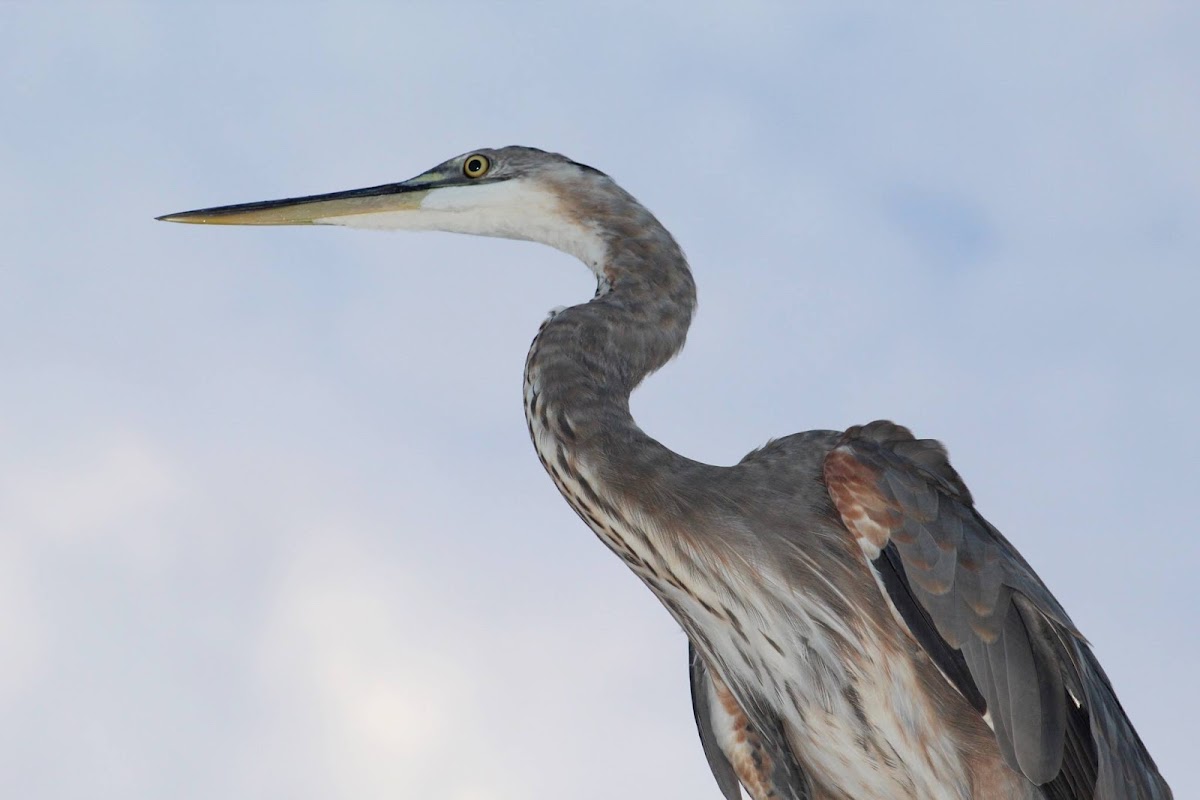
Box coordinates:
[157,181,432,225]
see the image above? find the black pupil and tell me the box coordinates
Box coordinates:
[468,158,483,174]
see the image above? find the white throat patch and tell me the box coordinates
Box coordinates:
[320,179,608,276]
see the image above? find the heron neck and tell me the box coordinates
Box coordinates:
[524,229,696,453]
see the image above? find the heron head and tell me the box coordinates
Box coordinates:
[158,146,612,268]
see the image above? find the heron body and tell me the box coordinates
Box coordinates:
[161,146,1172,799]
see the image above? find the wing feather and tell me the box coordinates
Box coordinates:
[688,641,813,800]
[689,642,743,800]
[824,420,1171,799]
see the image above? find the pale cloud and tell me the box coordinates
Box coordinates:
[246,534,479,798]
[0,538,42,705]
[3,434,181,559]
[0,430,180,703]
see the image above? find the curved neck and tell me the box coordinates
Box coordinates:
[525,212,696,449]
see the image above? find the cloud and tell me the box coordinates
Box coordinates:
[245,534,479,798]
[0,538,42,705]
[3,434,181,564]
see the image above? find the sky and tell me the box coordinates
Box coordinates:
[1,3,1197,798]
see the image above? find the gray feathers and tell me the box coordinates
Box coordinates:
[690,642,745,800]
[689,641,817,800]
[827,421,1171,798]
[459,148,1170,799]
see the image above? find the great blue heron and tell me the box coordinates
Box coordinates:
[160,146,1171,799]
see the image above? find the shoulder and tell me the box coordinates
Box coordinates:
[728,429,844,513]
[739,429,842,471]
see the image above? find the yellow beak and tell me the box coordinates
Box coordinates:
[157,180,432,225]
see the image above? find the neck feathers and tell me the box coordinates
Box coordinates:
[523,189,694,490]
[528,180,696,403]
[521,172,698,541]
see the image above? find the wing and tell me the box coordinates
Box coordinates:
[823,420,1171,800]
[688,641,813,800]
[690,642,744,800]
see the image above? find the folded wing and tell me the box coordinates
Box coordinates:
[689,641,814,800]
[823,420,1170,800]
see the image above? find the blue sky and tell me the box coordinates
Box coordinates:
[2,4,1197,798]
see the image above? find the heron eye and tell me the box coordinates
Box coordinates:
[463,155,490,179]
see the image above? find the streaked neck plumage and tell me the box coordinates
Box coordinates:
[523,176,697,471]
[522,175,714,628]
